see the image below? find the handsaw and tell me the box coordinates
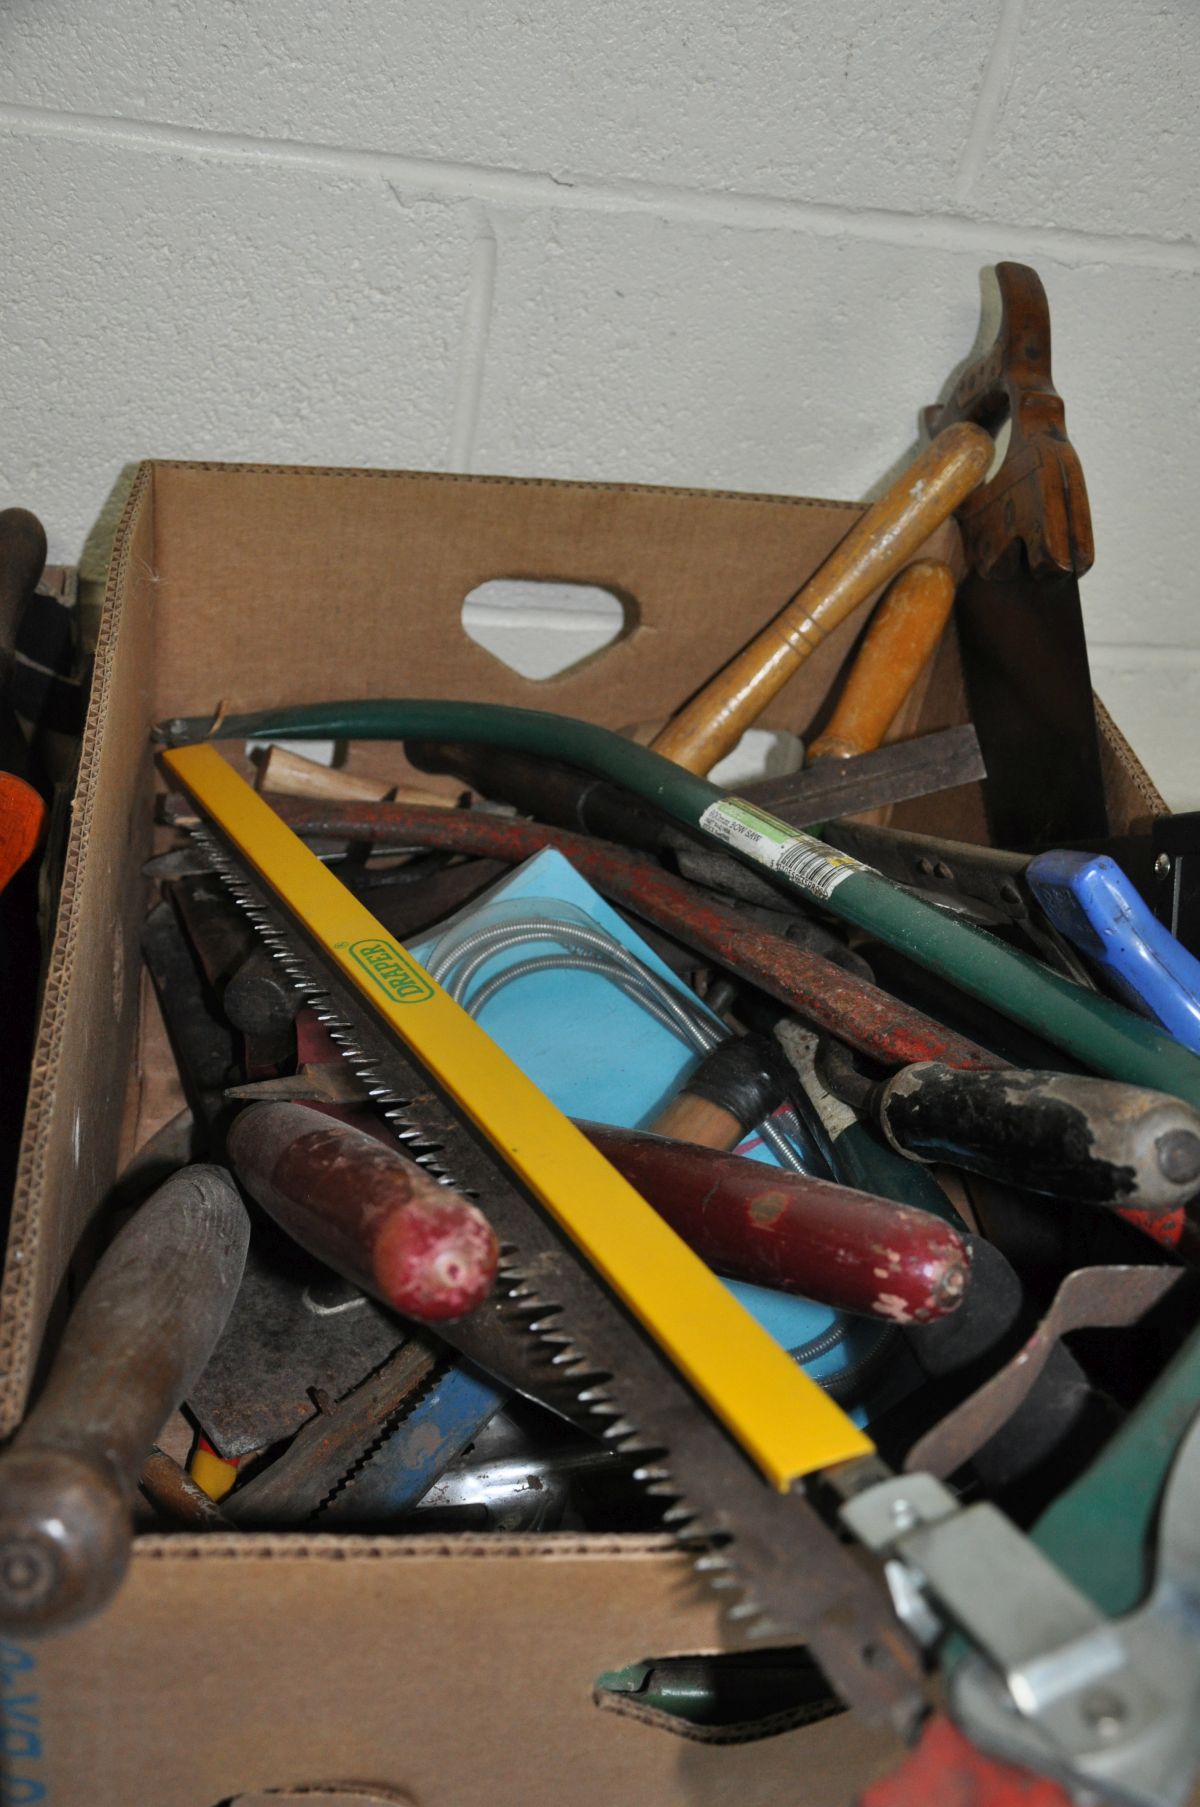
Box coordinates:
[163,741,924,1729]
[922,262,1108,849]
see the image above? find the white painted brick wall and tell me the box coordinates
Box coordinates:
[1,0,1196,804]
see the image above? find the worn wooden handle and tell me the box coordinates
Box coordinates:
[650,423,991,774]
[257,744,455,809]
[808,561,956,761]
[0,1165,249,1636]
[580,1124,970,1323]
[0,508,47,655]
[227,1102,499,1322]
[650,1092,747,1150]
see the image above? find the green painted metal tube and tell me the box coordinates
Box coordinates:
[1031,1321,1200,1617]
[158,699,1200,1110]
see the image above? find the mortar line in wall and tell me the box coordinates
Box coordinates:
[447,203,497,472]
[1089,645,1200,670]
[2,100,1197,274]
[954,0,1028,207]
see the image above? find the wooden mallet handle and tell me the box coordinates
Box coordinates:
[808,560,956,762]
[650,423,992,774]
[0,1166,249,1636]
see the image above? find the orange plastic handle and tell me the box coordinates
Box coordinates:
[808,560,956,761]
[650,423,991,775]
[0,770,45,893]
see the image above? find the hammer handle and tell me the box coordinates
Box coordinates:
[0,1165,249,1635]
[808,561,956,761]
[650,424,991,774]
[0,508,47,657]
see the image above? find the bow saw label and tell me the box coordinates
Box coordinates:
[347,938,435,1003]
[700,798,868,902]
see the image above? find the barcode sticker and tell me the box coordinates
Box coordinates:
[699,798,867,903]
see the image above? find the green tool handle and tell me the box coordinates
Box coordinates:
[157,700,1200,1110]
[1031,1318,1200,1617]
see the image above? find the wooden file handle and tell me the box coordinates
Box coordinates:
[257,744,458,809]
[649,423,992,775]
[0,1166,249,1636]
[808,561,956,761]
[0,508,47,657]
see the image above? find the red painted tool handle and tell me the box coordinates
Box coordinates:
[859,1714,1075,1806]
[0,1165,249,1636]
[227,1102,499,1322]
[579,1123,970,1323]
[219,796,1003,1075]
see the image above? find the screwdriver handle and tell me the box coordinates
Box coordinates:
[581,1123,970,1323]
[0,1165,249,1636]
[649,1035,790,1150]
[808,561,956,761]
[649,423,991,775]
[227,1101,500,1322]
[875,1064,1200,1229]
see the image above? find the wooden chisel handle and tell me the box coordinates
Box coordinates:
[227,1101,500,1321]
[649,1035,790,1150]
[0,1165,249,1636]
[0,508,47,660]
[649,423,992,774]
[808,561,956,761]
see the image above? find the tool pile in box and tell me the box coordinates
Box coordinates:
[2,263,1198,1806]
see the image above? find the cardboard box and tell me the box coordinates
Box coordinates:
[0,461,1163,1807]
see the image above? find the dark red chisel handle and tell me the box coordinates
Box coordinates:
[579,1122,970,1323]
[0,1165,249,1636]
[227,1102,499,1321]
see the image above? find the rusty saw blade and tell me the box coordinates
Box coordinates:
[185,821,924,1731]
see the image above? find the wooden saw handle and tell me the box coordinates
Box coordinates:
[0,1165,250,1636]
[649,423,991,775]
[808,561,956,761]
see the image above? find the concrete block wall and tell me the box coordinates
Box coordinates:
[1,0,1197,802]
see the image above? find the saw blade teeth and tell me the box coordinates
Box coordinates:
[187,827,780,1636]
[601,1419,639,1442]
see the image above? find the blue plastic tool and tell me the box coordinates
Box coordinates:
[318,1363,506,1521]
[1027,849,1200,1056]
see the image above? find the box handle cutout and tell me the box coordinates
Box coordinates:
[461,579,631,681]
[594,1649,843,1745]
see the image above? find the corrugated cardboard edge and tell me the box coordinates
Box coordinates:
[0,463,155,1437]
[143,456,873,514]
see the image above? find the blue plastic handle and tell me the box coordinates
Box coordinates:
[1027,849,1200,1056]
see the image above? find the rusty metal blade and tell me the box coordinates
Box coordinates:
[905,1265,1182,1479]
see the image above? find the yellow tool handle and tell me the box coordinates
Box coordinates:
[165,743,874,1488]
[649,423,992,775]
[808,560,957,761]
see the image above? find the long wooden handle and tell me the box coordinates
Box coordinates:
[808,561,956,761]
[650,423,992,774]
[0,1165,249,1636]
